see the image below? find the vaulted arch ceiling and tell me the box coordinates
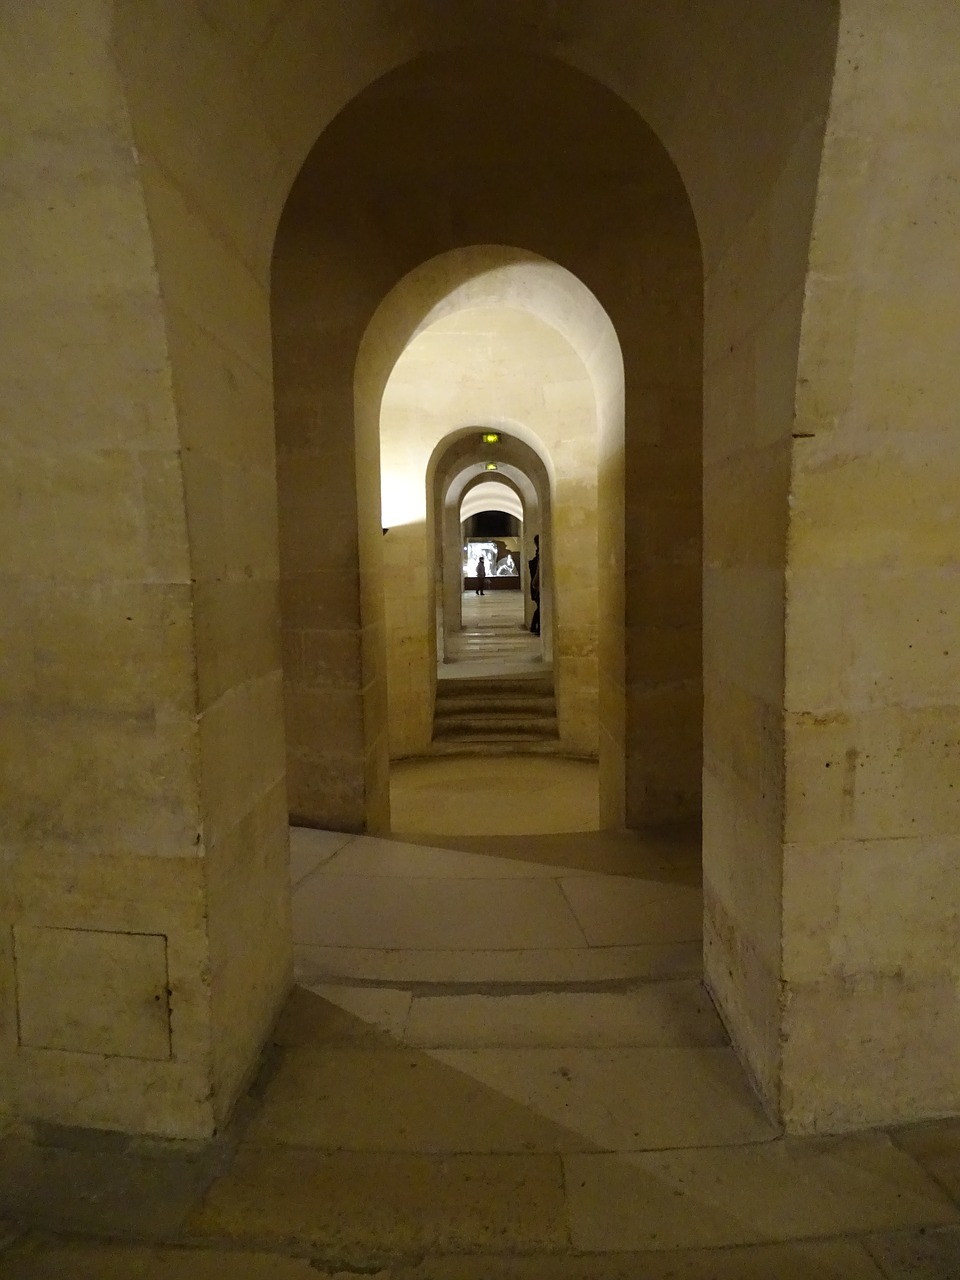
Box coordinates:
[460,481,523,525]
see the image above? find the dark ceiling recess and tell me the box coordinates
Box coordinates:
[464,511,520,538]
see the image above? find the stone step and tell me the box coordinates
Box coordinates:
[437,677,554,698]
[433,671,558,746]
[427,737,575,756]
[433,718,559,739]
[432,735,560,751]
[436,695,556,715]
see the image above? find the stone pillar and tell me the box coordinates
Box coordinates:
[620,217,704,829]
[780,0,960,1131]
[272,221,382,830]
[698,27,833,1122]
[0,3,290,1138]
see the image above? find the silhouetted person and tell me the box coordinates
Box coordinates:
[475,553,486,596]
[528,535,540,635]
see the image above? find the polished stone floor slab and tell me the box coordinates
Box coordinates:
[559,875,703,945]
[289,831,703,983]
[865,1224,960,1278]
[293,941,702,986]
[292,872,588,951]
[187,1147,569,1255]
[390,756,600,837]
[12,796,959,1277]
[403,982,727,1049]
[429,1046,776,1151]
[0,1136,217,1240]
[0,1236,324,1279]
[890,1119,960,1201]
[563,1135,960,1252]
[393,1238,887,1279]
[0,1233,892,1280]
[312,835,597,879]
[298,983,412,1040]
[244,1046,594,1153]
[289,827,352,887]
[393,826,702,879]
[271,984,404,1048]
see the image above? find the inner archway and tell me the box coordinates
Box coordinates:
[459,481,526,627]
[371,303,581,762]
[449,462,539,653]
[430,431,558,777]
[276,49,703,838]
[270,48,709,1133]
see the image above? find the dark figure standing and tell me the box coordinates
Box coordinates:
[528,534,540,635]
[475,553,486,596]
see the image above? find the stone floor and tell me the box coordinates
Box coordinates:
[440,591,542,679]
[2,761,960,1277]
[389,756,599,836]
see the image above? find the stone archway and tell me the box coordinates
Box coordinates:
[451,469,535,644]
[275,49,706,841]
[370,288,604,767]
[18,4,936,1142]
[428,430,557,722]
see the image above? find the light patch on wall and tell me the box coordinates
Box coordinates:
[380,471,426,530]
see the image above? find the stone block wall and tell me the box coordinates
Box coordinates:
[780,0,960,1131]
[12,0,956,1145]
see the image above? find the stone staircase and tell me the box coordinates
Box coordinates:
[432,671,560,751]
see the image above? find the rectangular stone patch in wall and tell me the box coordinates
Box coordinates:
[13,926,171,1060]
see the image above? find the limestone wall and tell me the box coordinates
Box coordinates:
[0,1,259,1136]
[112,4,293,1127]
[672,9,840,1113]
[780,0,960,1131]
[272,224,387,832]
[1,0,862,1138]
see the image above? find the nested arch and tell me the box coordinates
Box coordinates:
[432,430,553,667]
[460,480,524,524]
[0,2,844,1138]
[357,248,623,781]
[269,53,709,834]
[119,21,839,1127]
[448,467,534,643]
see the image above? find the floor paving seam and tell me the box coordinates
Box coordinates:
[298,946,702,961]
[230,1138,787,1157]
[888,1156,960,1213]
[555,878,592,949]
[0,1226,939,1264]
[296,976,704,996]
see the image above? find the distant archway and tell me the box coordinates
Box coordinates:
[433,429,552,668]
[358,251,623,780]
